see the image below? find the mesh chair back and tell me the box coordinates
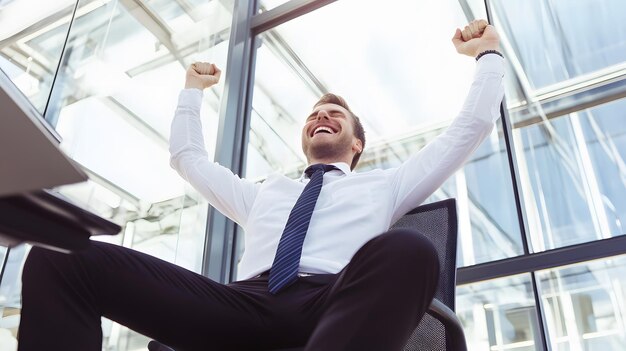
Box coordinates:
[391,199,458,351]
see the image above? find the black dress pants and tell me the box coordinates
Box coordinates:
[18,228,439,351]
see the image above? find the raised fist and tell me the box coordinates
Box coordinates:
[452,19,500,58]
[185,62,222,90]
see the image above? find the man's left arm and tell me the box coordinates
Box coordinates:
[387,20,505,221]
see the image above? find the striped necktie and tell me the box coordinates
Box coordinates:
[268,164,337,294]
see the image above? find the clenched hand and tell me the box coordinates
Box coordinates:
[185,62,222,90]
[452,19,500,58]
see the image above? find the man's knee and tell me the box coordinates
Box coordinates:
[24,246,56,272]
[22,242,103,286]
[374,229,440,272]
[22,247,53,291]
[22,246,69,283]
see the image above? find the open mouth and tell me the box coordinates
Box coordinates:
[311,126,336,137]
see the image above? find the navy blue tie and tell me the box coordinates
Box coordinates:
[268,164,337,294]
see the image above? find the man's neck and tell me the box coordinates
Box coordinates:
[307,157,351,167]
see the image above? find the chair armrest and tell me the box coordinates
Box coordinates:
[426,299,468,351]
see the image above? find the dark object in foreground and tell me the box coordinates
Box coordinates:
[0,189,121,252]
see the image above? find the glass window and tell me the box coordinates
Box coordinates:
[512,97,626,252]
[457,274,543,351]
[538,255,626,351]
[0,0,76,113]
[0,245,28,345]
[53,0,233,347]
[487,0,626,252]
[242,0,524,271]
[47,0,233,269]
[1,0,234,348]
[490,0,626,90]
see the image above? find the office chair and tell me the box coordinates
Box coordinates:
[149,198,467,351]
[391,198,466,351]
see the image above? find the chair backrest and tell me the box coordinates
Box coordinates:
[391,198,458,351]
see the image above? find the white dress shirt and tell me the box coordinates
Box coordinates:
[169,54,505,280]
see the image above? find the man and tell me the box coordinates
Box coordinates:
[18,20,503,350]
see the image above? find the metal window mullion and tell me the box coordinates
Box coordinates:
[457,235,626,284]
[251,0,337,34]
[43,0,80,126]
[499,74,552,351]
[228,33,260,283]
[0,247,10,286]
[484,1,549,349]
[531,271,551,351]
[201,0,257,283]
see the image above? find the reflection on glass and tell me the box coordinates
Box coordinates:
[1,0,233,349]
[538,255,626,351]
[491,0,626,90]
[488,0,626,253]
[0,0,76,113]
[490,0,626,130]
[244,0,523,267]
[512,98,626,252]
[428,123,523,267]
[0,246,7,274]
[47,0,233,265]
[457,274,542,351]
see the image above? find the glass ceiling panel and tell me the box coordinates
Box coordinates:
[44,0,232,203]
[252,0,478,160]
[145,0,232,42]
[144,0,190,23]
[0,0,76,112]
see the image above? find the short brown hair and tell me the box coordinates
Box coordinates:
[313,93,366,170]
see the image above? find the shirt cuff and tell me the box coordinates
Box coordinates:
[475,54,505,77]
[177,89,203,110]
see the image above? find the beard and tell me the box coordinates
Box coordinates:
[303,134,353,162]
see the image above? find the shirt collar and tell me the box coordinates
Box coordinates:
[330,162,352,175]
[299,162,351,181]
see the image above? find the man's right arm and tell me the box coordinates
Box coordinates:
[169,63,259,227]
